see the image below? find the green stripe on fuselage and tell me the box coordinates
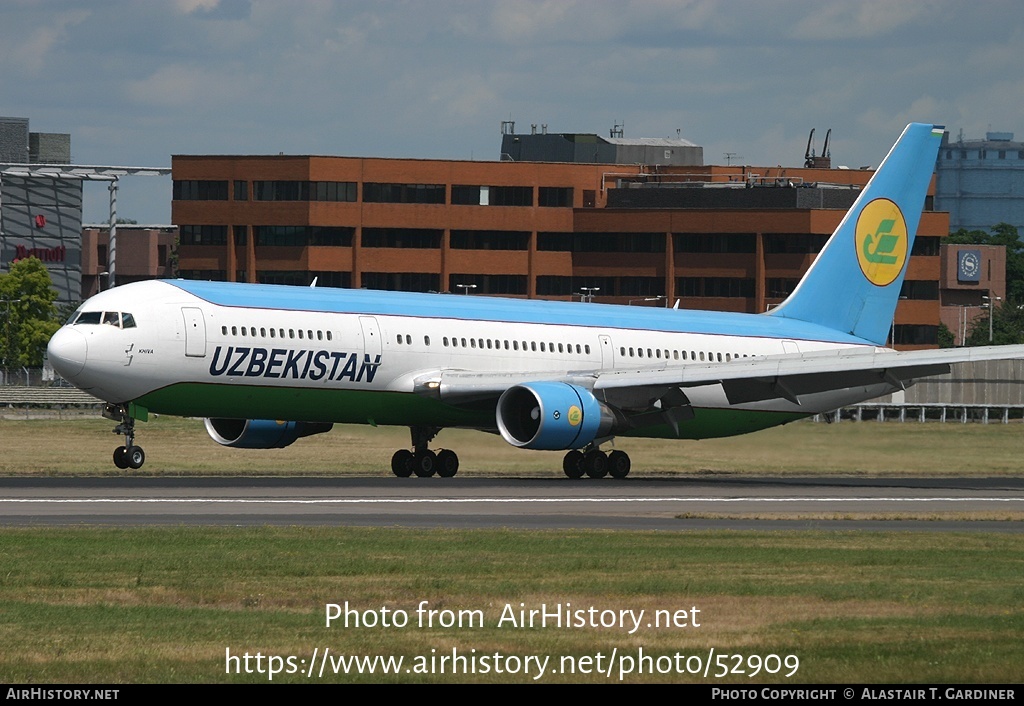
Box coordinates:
[134,383,807,440]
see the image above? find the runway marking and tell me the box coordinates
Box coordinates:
[2,496,1021,505]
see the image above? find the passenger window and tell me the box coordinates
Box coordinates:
[424,336,430,346]
[221,326,228,335]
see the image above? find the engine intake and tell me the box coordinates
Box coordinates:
[204,418,334,449]
[496,382,615,450]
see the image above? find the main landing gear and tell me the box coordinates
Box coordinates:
[562,447,631,479]
[391,426,459,478]
[105,404,145,470]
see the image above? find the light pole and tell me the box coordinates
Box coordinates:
[455,283,477,295]
[578,287,599,303]
[983,294,1002,343]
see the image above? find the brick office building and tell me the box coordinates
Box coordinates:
[172,155,946,349]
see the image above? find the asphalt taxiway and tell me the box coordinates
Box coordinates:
[1,475,1021,531]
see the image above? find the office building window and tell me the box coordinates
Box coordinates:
[180,225,228,246]
[450,230,529,250]
[678,277,754,298]
[363,183,445,204]
[173,180,228,201]
[538,187,573,207]
[361,228,441,248]
[448,274,527,295]
[362,272,440,292]
[674,233,755,254]
[253,226,354,247]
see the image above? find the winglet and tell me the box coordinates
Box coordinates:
[768,123,944,345]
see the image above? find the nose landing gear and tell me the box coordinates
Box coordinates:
[105,404,146,470]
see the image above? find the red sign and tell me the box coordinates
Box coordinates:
[34,215,47,229]
[13,245,66,263]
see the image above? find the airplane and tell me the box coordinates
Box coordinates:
[46,123,1024,478]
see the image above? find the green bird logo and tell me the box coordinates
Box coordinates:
[862,219,900,265]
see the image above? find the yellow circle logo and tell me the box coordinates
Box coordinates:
[567,405,582,427]
[855,198,908,287]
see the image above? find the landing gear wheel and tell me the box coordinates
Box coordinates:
[391,449,414,477]
[584,450,608,479]
[436,449,459,478]
[113,446,129,469]
[563,450,585,479]
[127,446,145,470]
[608,450,631,479]
[414,450,437,477]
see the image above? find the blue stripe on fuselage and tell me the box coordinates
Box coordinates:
[165,279,870,345]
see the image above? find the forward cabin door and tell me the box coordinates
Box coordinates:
[599,334,614,370]
[359,316,382,360]
[182,307,207,358]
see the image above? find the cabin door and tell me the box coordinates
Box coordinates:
[359,316,382,359]
[599,335,614,369]
[182,307,207,358]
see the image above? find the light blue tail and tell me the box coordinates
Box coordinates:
[768,123,944,345]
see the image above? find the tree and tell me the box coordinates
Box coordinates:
[0,258,62,368]
[937,322,955,348]
[964,301,1024,347]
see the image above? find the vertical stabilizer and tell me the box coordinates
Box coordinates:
[768,123,944,345]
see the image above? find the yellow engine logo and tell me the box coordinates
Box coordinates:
[567,405,582,427]
[855,198,908,287]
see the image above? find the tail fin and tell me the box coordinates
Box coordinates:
[768,123,944,345]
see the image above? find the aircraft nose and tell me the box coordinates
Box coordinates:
[48,327,88,379]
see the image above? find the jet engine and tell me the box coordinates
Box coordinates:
[204,418,334,449]
[496,382,616,450]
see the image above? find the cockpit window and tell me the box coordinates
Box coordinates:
[74,312,102,325]
[73,311,136,328]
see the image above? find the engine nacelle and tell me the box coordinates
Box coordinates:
[204,418,334,449]
[496,382,615,450]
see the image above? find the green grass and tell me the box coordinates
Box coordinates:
[1,415,1023,476]
[0,527,1021,683]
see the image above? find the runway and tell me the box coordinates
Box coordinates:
[1,475,1022,531]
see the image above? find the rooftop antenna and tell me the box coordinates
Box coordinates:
[724,152,737,166]
[610,121,624,138]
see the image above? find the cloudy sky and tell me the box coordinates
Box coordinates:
[3,0,1022,223]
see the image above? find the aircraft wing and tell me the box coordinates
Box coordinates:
[416,344,1024,409]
